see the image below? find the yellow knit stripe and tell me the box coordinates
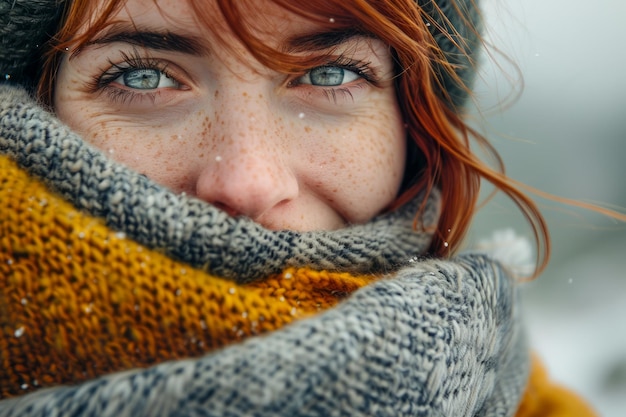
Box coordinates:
[514,356,598,417]
[0,155,377,398]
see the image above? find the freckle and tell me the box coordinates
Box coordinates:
[242,92,248,97]
[214,90,219,99]
[304,126,311,133]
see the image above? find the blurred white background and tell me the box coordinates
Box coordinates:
[468,1,626,415]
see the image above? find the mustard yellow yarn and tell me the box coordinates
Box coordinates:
[0,155,376,398]
[514,356,598,417]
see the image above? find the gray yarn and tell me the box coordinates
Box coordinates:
[0,85,438,283]
[0,83,529,416]
[0,256,529,417]
[0,1,528,414]
[0,0,65,87]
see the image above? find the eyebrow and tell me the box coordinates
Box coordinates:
[84,26,208,55]
[83,25,368,57]
[284,28,371,53]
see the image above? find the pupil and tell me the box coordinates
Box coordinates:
[310,67,344,86]
[124,69,160,89]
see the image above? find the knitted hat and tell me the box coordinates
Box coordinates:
[0,0,65,88]
[0,0,480,109]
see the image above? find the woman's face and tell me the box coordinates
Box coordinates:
[55,0,406,231]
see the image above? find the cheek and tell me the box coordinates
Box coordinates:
[303,106,406,223]
[56,96,208,193]
[345,115,405,194]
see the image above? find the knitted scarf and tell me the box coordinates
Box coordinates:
[0,84,534,416]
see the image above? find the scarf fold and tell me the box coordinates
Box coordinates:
[0,87,438,283]
[0,84,530,416]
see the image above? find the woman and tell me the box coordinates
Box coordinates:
[0,0,604,415]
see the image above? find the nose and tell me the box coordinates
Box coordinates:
[194,100,299,222]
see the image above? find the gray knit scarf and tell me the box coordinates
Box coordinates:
[0,84,529,416]
[0,0,529,414]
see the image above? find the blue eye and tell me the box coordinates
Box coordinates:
[124,69,160,89]
[115,68,178,90]
[299,66,360,87]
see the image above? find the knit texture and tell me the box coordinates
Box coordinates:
[0,84,531,416]
[0,87,439,283]
[0,1,597,415]
[0,0,65,88]
[0,153,379,396]
[418,0,482,109]
[0,154,376,395]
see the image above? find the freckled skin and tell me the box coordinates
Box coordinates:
[54,0,406,232]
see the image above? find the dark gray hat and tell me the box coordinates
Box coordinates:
[0,0,65,87]
[0,0,480,109]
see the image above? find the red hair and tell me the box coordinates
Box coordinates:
[40,0,618,278]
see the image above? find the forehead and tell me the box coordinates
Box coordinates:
[76,0,384,75]
[91,0,324,47]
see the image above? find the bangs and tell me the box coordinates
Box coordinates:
[193,0,433,75]
[40,0,436,103]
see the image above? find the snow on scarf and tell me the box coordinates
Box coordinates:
[0,85,529,416]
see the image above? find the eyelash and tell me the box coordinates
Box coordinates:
[293,57,376,84]
[88,50,175,104]
[89,50,378,105]
[291,56,378,103]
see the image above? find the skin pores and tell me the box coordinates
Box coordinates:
[54,0,407,231]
